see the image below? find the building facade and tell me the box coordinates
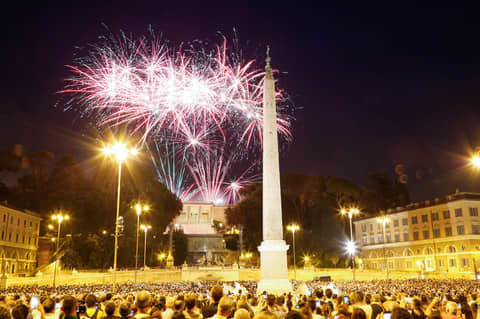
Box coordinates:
[0,203,41,274]
[171,201,228,265]
[354,192,480,275]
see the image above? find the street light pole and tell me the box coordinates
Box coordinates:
[141,225,151,269]
[287,224,300,281]
[113,162,122,289]
[135,204,140,287]
[102,142,138,290]
[377,216,390,280]
[341,208,359,281]
[51,213,69,290]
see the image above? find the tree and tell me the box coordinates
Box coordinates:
[329,254,340,268]
[172,229,188,266]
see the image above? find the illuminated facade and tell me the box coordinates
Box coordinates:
[172,201,229,264]
[354,192,480,275]
[0,203,41,274]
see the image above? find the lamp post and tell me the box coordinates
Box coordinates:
[341,208,359,280]
[102,142,137,289]
[287,224,300,280]
[134,204,149,287]
[140,224,151,269]
[377,216,390,279]
[51,213,69,289]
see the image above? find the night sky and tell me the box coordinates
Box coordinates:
[2,2,480,201]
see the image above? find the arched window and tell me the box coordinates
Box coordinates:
[446,246,457,253]
[386,250,394,257]
[403,248,413,256]
[370,252,378,258]
[424,247,434,255]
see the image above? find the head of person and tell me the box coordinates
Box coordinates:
[314,290,323,300]
[85,294,97,308]
[119,302,131,318]
[136,291,152,312]
[285,310,304,319]
[211,285,224,304]
[218,297,234,317]
[266,295,276,307]
[185,295,197,311]
[42,298,55,314]
[351,292,364,305]
[392,308,412,319]
[166,297,175,310]
[428,310,442,319]
[235,309,250,319]
[446,302,459,316]
[254,311,277,319]
[325,289,333,299]
[11,305,28,319]
[105,302,116,317]
[352,308,366,319]
[62,296,78,317]
[0,306,11,319]
[172,311,186,319]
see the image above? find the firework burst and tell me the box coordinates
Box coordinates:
[62,31,293,204]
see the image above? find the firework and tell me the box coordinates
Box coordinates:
[62,31,292,204]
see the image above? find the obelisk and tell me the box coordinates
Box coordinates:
[257,47,292,294]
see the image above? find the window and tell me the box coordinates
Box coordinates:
[431,212,439,221]
[411,216,418,224]
[200,209,209,223]
[438,259,443,267]
[433,228,441,238]
[457,225,465,235]
[445,227,452,236]
[449,259,456,267]
[0,231,3,240]
[28,237,31,245]
[393,219,399,227]
[370,224,373,232]
[447,246,456,253]
[403,232,409,241]
[395,234,400,242]
[378,235,383,243]
[386,234,391,243]
[462,258,469,267]
[369,237,375,244]
[473,224,480,234]
[443,210,450,219]
[23,220,26,227]
[22,235,24,243]
[15,234,18,242]
[469,207,479,217]
[29,221,32,227]
[362,224,367,232]
[413,231,419,240]
[17,218,19,226]
[406,261,412,269]
[455,208,463,217]
[378,224,382,231]
[179,210,187,223]
[402,218,408,226]
[372,263,377,269]
[423,230,430,239]
[362,237,367,245]
[2,215,5,222]
[8,232,11,241]
[421,214,428,223]
[388,262,393,269]
[10,216,12,223]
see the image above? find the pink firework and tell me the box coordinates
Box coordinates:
[62,32,293,204]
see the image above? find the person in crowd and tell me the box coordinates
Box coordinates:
[443,302,462,319]
[203,286,224,319]
[184,295,202,319]
[104,302,118,319]
[351,292,372,319]
[134,291,153,319]
[211,297,234,319]
[392,308,412,319]
[0,306,11,319]
[234,309,250,319]
[85,294,106,319]
[352,309,367,319]
[12,305,29,319]
[62,296,79,319]
[119,302,132,319]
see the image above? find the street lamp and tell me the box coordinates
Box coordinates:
[140,224,152,269]
[471,147,480,168]
[287,224,300,280]
[51,213,69,289]
[102,141,137,289]
[377,216,390,279]
[341,207,359,280]
[134,203,149,287]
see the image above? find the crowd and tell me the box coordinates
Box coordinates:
[0,279,478,319]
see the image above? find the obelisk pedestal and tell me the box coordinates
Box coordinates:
[257,48,292,294]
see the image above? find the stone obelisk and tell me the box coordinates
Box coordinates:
[257,48,292,294]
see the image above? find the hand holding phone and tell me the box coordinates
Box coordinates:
[30,296,39,310]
